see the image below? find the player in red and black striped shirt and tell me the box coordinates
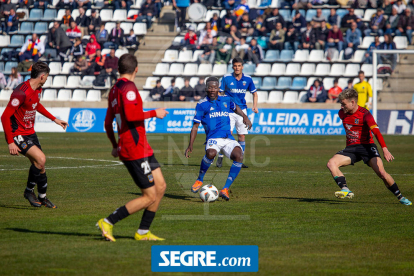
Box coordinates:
[326,89,411,205]
[96,54,169,242]
[1,62,68,208]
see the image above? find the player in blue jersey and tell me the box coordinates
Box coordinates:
[185,77,252,201]
[216,57,258,168]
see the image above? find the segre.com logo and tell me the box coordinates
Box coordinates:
[151,245,258,272]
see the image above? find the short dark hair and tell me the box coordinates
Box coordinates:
[334,78,339,83]
[31,62,50,79]
[358,70,364,75]
[156,80,161,84]
[206,77,219,86]
[118,53,137,74]
[171,78,176,84]
[232,57,243,65]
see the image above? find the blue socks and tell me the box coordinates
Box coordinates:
[239,141,245,152]
[197,155,214,181]
[223,161,242,189]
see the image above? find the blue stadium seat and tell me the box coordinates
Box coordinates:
[263,50,279,62]
[279,9,292,21]
[1,48,15,61]
[336,9,348,20]
[279,50,294,62]
[24,75,30,81]
[10,35,24,47]
[18,22,34,34]
[275,77,292,89]
[25,35,32,43]
[322,9,330,20]
[34,22,48,34]
[28,9,43,21]
[261,77,277,90]
[290,77,307,90]
[252,77,262,89]
[0,62,4,72]
[243,63,256,75]
[305,9,317,22]
[44,48,58,60]
[4,62,18,74]
[245,36,253,43]
[42,9,57,21]
[227,64,232,73]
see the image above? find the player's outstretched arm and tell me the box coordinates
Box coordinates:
[252,92,259,113]
[37,103,69,129]
[185,123,200,158]
[155,108,169,119]
[234,105,252,130]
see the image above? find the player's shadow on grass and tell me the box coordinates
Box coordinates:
[0,204,39,210]
[263,197,350,204]
[6,228,132,240]
[128,192,193,201]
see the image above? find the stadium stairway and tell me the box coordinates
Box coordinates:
[134,6,177,90]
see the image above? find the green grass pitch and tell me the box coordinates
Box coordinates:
[0,133,413,275]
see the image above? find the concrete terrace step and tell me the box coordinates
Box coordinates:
[379,93,413,103]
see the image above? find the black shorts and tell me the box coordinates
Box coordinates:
[336,144,381,166]
[123,155,160,189]
[13,133,42,156]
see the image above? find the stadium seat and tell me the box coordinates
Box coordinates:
[101,48,111,56]
[52,76,66,88]
[161,50,178,62]
[292,9,305,19]
[100,9,113,21]
[10,35,24,47]
[299,63,315,76]
[252,77,262,89]
[133,23,147,35]
[42,9,56,21]
[183,63,198,76]
[263,50,279,62]
[261,77,277,90]
[127,9,139,18]
[314,64,331,76]
[190,77,199,88]
[16,8,29,21]
[72,9,80,20]
[28,9,43,21]
[212,64,227,76]
[285,63,300,76]
[329,64,345,76]
[361,64,373,77]
[368,78,383,91]
[321,9,330,20]
[0,89,12,100]
[293,50,309,62]
[112,10,127,22]
[268,91,283,103]
[80,76,96,88]
[279,9,291,21]
[204,10,219,22]
[352,77,360,86]
[115,48,128,58]
[61,62,74,74]
[160,77,173,88]
[306,77,317,89]
[0,62,4,72]
[352,50,366,62]
[55,9,66,20]
[34,22,48,34]
[257,91,269,103]
[172,36,184,45]
[71,89,87,101]
[140,91,150,101]
[44,48,58,60]
[120,23,133,34]
[168,63,184,76]
[394,36,408,49]
[105,22,116,33]
[243,63,256,75]
[270,63,286,76]
[143,77,159,89]
[270,0,280,8]
[282,91,299,103]
[279,50,294,62]
[86,90,101,102]
[192,50,204,62]
[178,50,193,62]
[360,36,374,49]
[336,9,348,19]
[290,77,307,90]
[4,62,18,74]
[131,0,143,9]
[18,22,34,34]
[245,92,253,103]
[175,77,185,89]
[363,9,376,21]
[323,78,335,90]
[0,36,10,47]
[354,9,364,18]
[42,89,57,101]
[197,23,206,31]
[338,78,350,89]
[153,63,170,76]
[197,64,213,76]
[305,9,317,22]
[308,50,324,62]
[344,64,360,77]
[297,91,307,103]
[43,76,52,88]
[254,64,271,76]
[57,89,71,101]
[275,77,292,89]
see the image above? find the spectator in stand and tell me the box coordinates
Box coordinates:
[238,13,254,36]
[293,0,311,10]
[88,9,102,35]
[266,8,286,32]
[93,49,105,74]
[210,13,219,33]
[0,0,16,21]
[347,79,353,89]
[194,78,206,101]
[221,9,237,33]
[223,0,237,10]
[327,8,340,29]
[1,8,18,34]
[95,23,109,47]
[394,0,407,15]
[162,78,178,101]
[409,0,414,14]
[198,22,217,47]
[179,79,195,101]
[306,79,327,102]
[345,22,361,58]
[114,0,133,12]
[183,26,197,49]
[254,15,267,36]
[316,21,329,50]
[5,67,22,90]
[126,29,138,47]
[299,22,317,50]
[150,80,164,101]
[76,7,90,37]
[104,22,125,49]
[73,0,92,10]
[379,34,398,70]
[341,8,361,32]
[70,55,88,74]
[56,0,73,9]
[382,0,393,15]
[173,0,190,32]
[232,37,248,60]
[71,37,84,58]
[292,10,306,33]
[34,0,48,10]
[0,72,7,89]
[66,21,82,42]
[326,79,342,103]
[363,35,380,63]
[285,24,300,51]
[19,33,45,61]
[385,7,400,34]
[199,36,218,64]
[52,21,73,64]
[247,38,263,64]
[326,24,343,52]
[268,22,285,51]
[351,0,377,9]
[104,48,118,82]
[365,8,386,36]
[136,0,156,30]
[234,0,249,18]
[216,37,233,64]
[85,34,101,58]
[229,25,242,44]
[396,8,414,45]
[61,9,74,32]
[312,8,325,29]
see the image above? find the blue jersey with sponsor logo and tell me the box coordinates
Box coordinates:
[219,73,256,111]
[193,96,236,142]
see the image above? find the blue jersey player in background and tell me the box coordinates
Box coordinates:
[185,77,252,201]
[216,57,258,169]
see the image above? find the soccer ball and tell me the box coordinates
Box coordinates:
[199,185,219,202]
